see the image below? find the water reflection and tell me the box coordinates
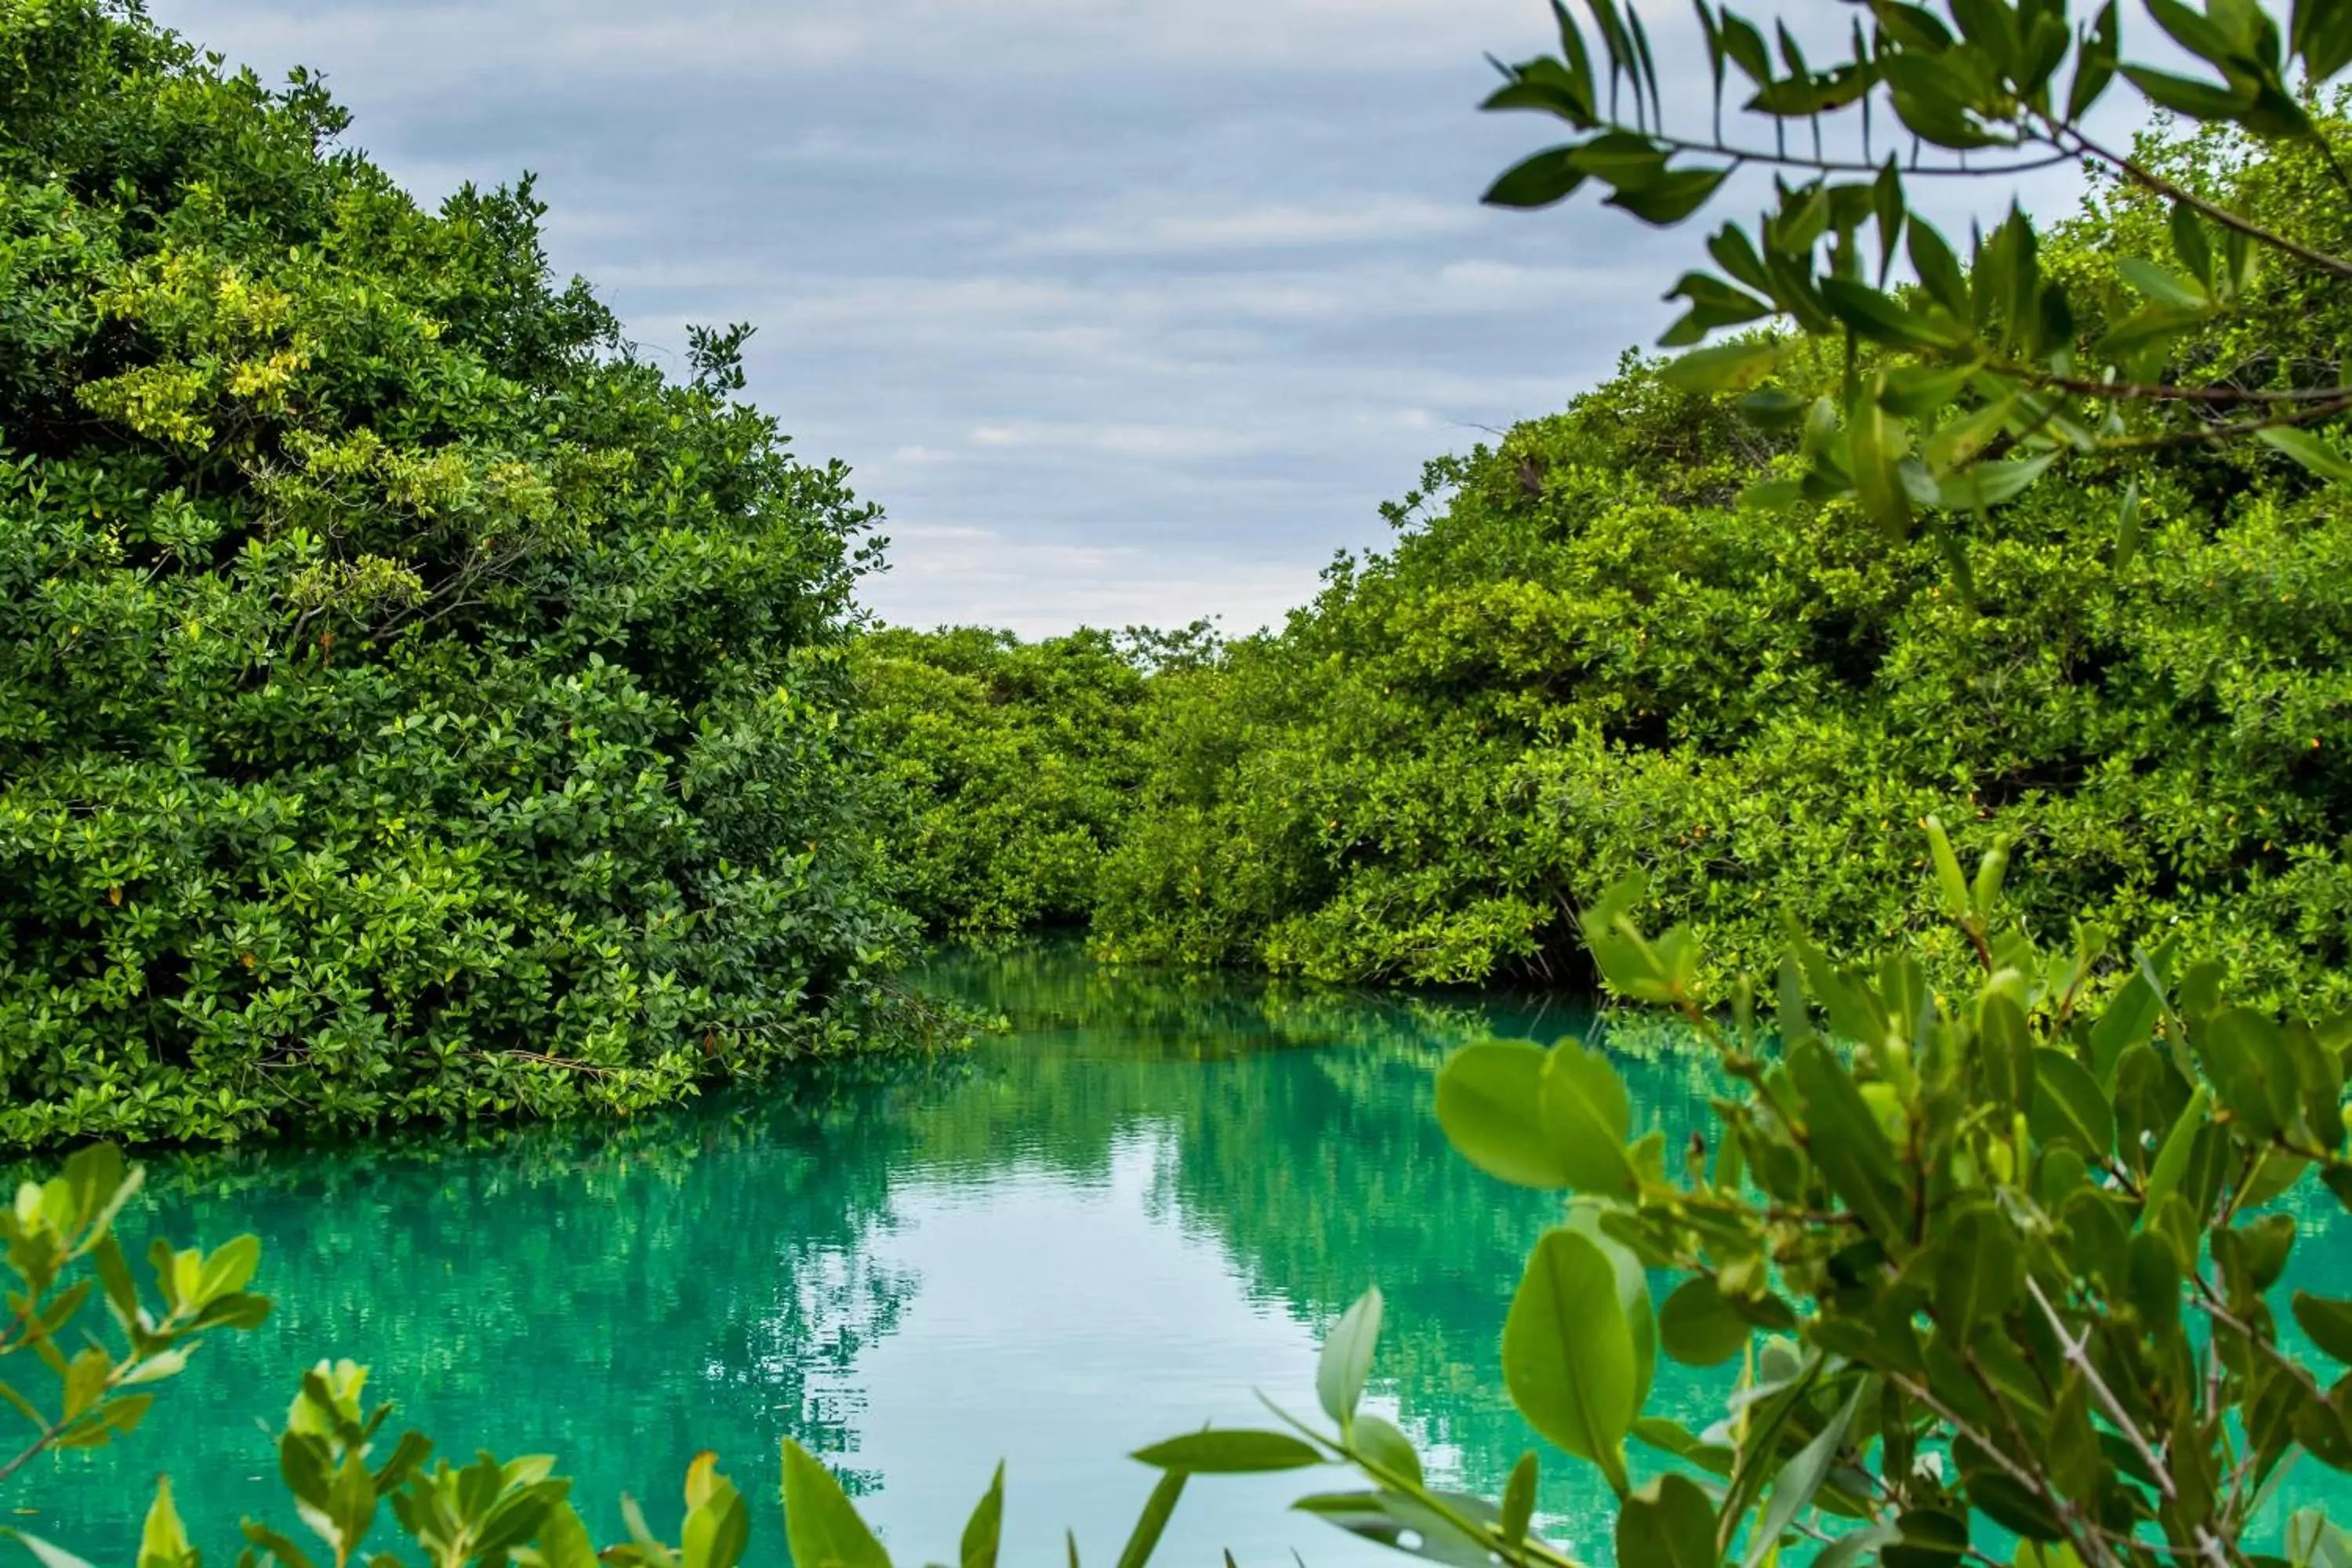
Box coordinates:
[17,948,2344,1563]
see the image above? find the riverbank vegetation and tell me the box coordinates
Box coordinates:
[880,118,2352,1008]
[0,0,913,1151]
[851,626,1184,942]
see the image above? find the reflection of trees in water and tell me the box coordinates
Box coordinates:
[911,946,2352,1547]
[906,946,1724,1522]
[85,944,2343,1559]
[41,1065,956,1551]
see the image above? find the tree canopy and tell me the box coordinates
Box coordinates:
[0,0,909,1148]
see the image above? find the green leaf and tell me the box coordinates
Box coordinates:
[1501,1452,1539,1548]
[782,1439,893,1568]
[1565,1207,1655,1406]
[1316,1287,1383,1427]
[1112,1469,1186,1568]
[1606,166,1733,227]
[1661,340,1784,393]
[1907,220,1969,317]
[1483,147,1590,209]
[138,1478,194,1568]
[1661,272,1776,346]
[2298,0,2352,78]
[2259,427,2352,483]
[1787,1039,1911,1240]
[1925,816,1969,919]
[1481,58,1597,122]
[323,1448,379,1560]
[1931,452,2057,512]
[2,1534,97,1568]
[1921,395,2019,475]
[2127,1225,2186,1333]
[1501,1229,1638,1494]
[682,1458,751,1568]
[1878,363,1978,420]
[1130,1430,1323,1474]
[1977,992,2034,1112]
[1933,1206,2020,1337]
[1658,1276,1750,1366]
[2195,1007,2299,1139]
[2138,1085,2211,1227]
[2068,2,2122,117]
[1744,1378,1867,1568]
[1351,1414,1423,1487]
[1820,279,1967,349]
[1436,1041,1573,1188]
[1541,1041,1640,1195]
[1293,1491,1503,1567]
[536,1507,601,1568]
[1849,382,1915,540]
[194,1234,262,1305]
[960,1464,1004,1568]
[1617,1472,1718,1568]
[2122,65,2256,119]
[2295,1293,2352,1363]
[238,1521,318,1568]
[2118,256,2208,309]
[2029,1050,2115,1159]
[2114,478,2143,572]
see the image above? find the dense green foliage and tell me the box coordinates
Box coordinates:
[17,0,2352,1564]
[852,627,1170,942]
[1068,121,2352,1001]
[0,0,909,1149]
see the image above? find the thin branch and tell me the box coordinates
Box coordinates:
[2026,1276,2175,1504]
[2005,367,2352,406]
[495,1049,614,1079]
[1636,130,2072,180]
[2062,125,2352,284]
[2098,390,2352,452]
[0,1424,61,1486]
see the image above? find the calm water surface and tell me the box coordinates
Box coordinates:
[16,948,2350,1563]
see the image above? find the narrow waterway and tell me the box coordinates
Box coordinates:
[15,947,2346,1563]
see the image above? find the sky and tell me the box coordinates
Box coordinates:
[146,0,2107,637]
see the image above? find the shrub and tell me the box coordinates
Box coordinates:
[0,0,910,1149]
[855,626,1196,942]
[1092,122,2352,1001]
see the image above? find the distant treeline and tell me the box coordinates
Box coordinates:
[860,119,2352,1007]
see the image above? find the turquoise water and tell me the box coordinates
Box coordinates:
[9,948,2347,1563]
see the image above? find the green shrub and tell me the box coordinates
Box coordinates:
[855,626,1193,942]
[0,0,910,1149]
[1091,126,2352,1002]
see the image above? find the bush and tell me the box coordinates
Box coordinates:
[855,625,1199,942]
[1091,125,2352,1001]
[0,0,911,1149]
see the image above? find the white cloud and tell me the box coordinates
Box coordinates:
[964,422,1264,459]
[147,0,2129,633]
[1014,198,1478,257]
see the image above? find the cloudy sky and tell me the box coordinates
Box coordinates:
[147,0,2104,636]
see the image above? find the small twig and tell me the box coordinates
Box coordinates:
[2099,390,2352,452]
[496,1049,614,1079]
[1626,128,2070,180]
[2026,1276,2179,1510]
[2062,125,2352,284]
[0,1425,62,1486]
[2004,365,2352,406]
